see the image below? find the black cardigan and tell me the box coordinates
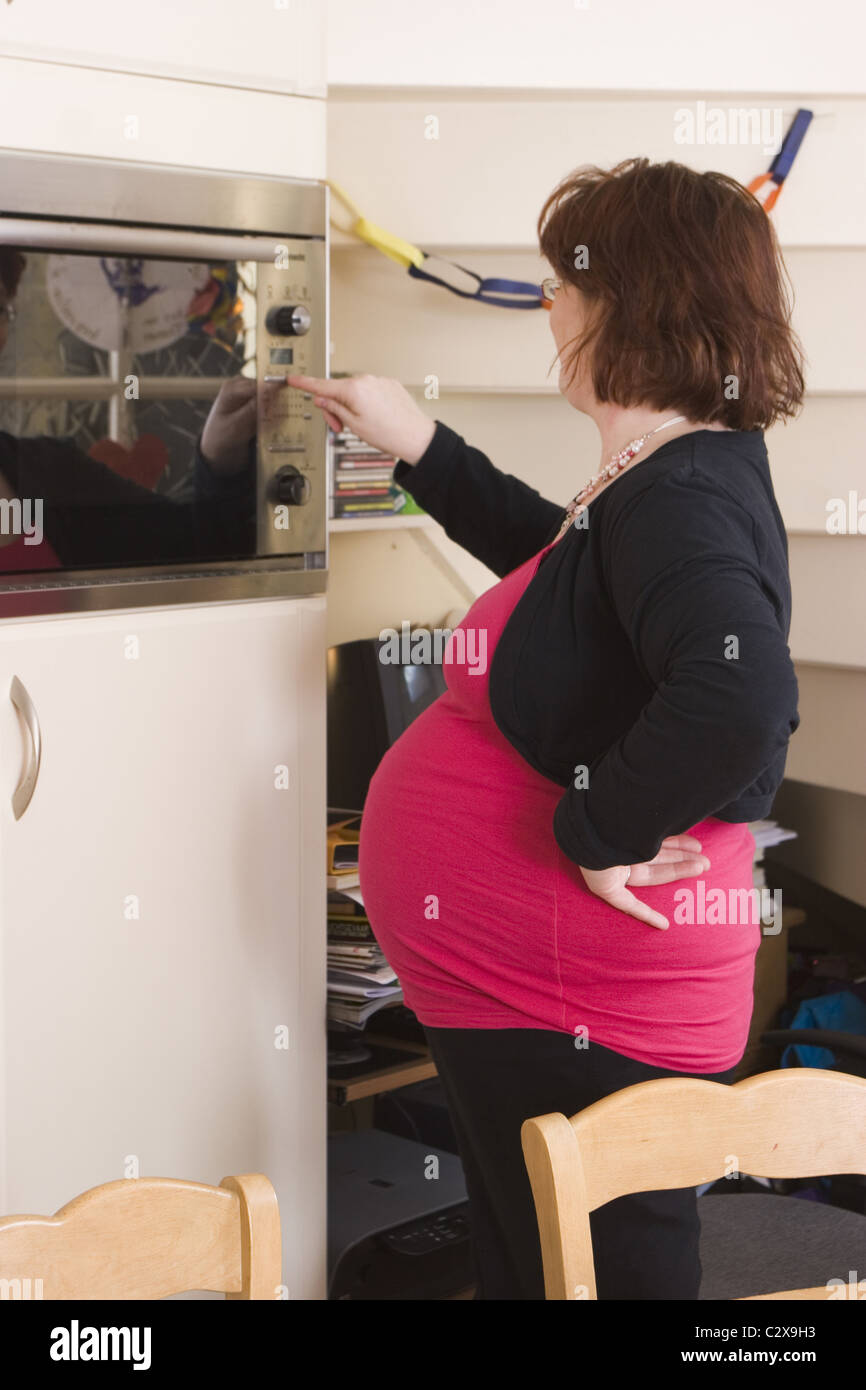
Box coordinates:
[392,422,800,872]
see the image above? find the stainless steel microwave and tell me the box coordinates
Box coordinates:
[0,149,329,616]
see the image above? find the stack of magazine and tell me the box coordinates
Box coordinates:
[327,885,403,1028]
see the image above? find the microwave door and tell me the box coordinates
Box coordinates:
[0,220,326,582]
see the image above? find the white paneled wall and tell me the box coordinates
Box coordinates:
[331,246,866,394]
[326,0,865,97]
[328,97,864,249]
[327,88,866,890]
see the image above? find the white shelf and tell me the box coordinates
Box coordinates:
[328,514,435,533]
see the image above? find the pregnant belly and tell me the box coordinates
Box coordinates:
[358,698,760,997]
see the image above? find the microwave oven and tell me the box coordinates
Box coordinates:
[0,149,329,616]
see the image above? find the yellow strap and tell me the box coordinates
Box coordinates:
[326,179,425,270]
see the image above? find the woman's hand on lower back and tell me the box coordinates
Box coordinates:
[579,835,711,930]
[285,372,437,464]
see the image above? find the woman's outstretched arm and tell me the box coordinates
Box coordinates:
[289,372,563,576]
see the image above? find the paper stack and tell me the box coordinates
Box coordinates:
[327,885,403,1028]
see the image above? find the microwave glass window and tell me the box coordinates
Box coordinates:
[0,251,259,572]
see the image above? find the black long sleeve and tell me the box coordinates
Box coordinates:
[393,420,563,577]
[552,462,800,870]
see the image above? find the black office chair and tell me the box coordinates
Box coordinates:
[761,1028,866,1079]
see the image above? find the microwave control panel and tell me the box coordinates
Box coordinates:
[256,238,327,558]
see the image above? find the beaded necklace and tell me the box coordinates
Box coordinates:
[552,414,687,542]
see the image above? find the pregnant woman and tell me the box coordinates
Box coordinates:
[291,157,803,1300]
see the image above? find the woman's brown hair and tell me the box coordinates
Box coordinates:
[537,158,805,430]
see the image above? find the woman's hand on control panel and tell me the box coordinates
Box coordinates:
[287,373,436,465]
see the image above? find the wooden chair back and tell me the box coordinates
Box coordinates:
[0,1173,281,1299]
[521,1067,866,1300]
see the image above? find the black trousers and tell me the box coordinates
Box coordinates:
[423,1025,739,1301]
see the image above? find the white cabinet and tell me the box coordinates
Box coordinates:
[0,595,326,1299]
[1,0,326,97]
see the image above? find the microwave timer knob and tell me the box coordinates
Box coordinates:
[265,304,312,337]
[271,465,311,507]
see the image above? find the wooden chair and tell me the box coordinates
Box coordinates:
[0,1174,281,1300]
[521,1067,866,1300]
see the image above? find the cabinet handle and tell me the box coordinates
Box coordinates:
[10,676,42,820]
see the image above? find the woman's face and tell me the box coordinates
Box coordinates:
[548,279,595,413]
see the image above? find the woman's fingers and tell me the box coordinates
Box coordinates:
[657,834,702,856]
[579,863,669,928]
[213,375,284,422]
[212,376,256,416]
[651,846,705,865]
[630,856,710,886]
[316,402,346,431]
[286,372,435,461]
[285,374,358,432]
[286,374,357,411]
[599,886,669,930]
[285,373,338,395]
[642,848,711,870]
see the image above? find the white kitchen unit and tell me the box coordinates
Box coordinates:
[0,146,330,1297]
[0,0,326,179]
[0,0,326,98]
[0,596,326,1299]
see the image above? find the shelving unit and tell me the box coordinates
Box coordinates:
[327,1035,437,1106]
[328,513,435,533]
[328,510,480,607]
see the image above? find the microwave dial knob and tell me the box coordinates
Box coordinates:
[266,304,311,337]
[273,465,311,507]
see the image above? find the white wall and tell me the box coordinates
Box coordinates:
[327,97,862,249]
[327,0,866,95]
